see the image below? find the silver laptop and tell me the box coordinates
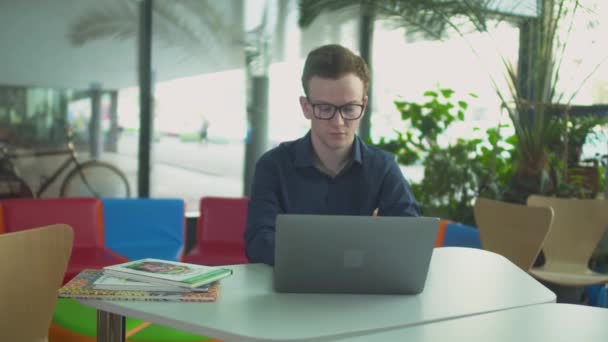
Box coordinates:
[274,214,439,294]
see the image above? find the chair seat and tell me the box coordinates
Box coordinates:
[63,247,125,283]
[183,245,248,266]
[526,196,608,289]
[530,266,608,286]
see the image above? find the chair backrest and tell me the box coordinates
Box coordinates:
[102,198,185,261]
[198,196,248,247]
[474,198,554,270]
[527,195,608,268]
[0,198,103,248]
[0,224,73,342]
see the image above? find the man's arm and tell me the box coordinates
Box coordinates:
[244,155,282,265]
[377,158,421,217]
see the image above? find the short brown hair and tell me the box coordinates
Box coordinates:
[301,44,370,97]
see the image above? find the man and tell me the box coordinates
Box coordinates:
[244,44,420,266]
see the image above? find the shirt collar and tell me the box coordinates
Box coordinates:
[352,135,364,165]
[294,131,315,167]
[294,131,364,168]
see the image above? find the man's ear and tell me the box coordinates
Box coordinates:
[358,95,369,120]
[299,96,312,120]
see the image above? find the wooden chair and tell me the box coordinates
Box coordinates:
[527,195,608,286]
[0,224,73,342]
[474,198,554,271]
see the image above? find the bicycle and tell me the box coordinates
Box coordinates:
[0,128,131,199]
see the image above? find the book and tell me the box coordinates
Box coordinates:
[103,258,233,289]
[58,270,219,302]
[92,274,211,292]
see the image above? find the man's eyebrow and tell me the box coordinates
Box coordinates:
[311,100,363,105]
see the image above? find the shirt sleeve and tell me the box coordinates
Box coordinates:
[244,154,282,265]
[377,157,421,217]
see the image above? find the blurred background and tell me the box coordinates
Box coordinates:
[1,0,607,214]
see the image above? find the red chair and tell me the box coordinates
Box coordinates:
[0,198,126,283]
[183,196,249,266]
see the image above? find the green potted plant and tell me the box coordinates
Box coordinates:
[562,113,608,198]
[374,87,515,225]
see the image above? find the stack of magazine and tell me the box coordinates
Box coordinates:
[57,259,233,302]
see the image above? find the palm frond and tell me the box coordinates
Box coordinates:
[298,0,361,28]
[68,0,138,46]
[67,0,244,67]
[299,0,501,40]
[178,0,242,44]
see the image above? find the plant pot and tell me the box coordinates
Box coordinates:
[567,166,599,198]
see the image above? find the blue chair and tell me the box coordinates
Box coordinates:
[586,284,608,308]
[599,285,608,307]
[102,198,185,261]
[441,222,482,249]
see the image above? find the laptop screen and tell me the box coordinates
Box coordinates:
[274,214,439,294]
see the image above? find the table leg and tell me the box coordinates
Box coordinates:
[97,309,126,342]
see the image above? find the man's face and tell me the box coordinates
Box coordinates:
[300,74,368,151]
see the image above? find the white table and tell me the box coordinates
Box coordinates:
[336,303,608,341]
[80,247,556,342]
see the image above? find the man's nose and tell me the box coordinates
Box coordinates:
[330,111,345,125]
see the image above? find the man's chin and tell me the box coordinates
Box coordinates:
[325,136,352,149]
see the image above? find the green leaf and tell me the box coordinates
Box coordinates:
[457,110,465,121]
[440,88,454,98]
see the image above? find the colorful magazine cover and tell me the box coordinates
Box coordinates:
[58,270,219,302]
[103,258,233,288]
[92,274,211,292]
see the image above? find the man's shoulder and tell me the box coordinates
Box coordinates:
[258,137,300,164]
[361,141,396,165]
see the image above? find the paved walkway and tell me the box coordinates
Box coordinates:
[13,135,244,211]
[12,134,423,212]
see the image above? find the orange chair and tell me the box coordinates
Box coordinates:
[183,196,249,266]
[0,198,125,283]
[434,219,449,247]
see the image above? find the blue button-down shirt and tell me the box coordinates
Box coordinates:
[244,132,420,265]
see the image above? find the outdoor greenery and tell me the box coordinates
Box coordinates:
[374,87,517,225]
[494,0,606,203]
[374,87,606,225]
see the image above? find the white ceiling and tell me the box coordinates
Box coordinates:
[0,0,245,90]
[0,0,537,91]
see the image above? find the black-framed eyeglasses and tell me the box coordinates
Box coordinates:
[308,100,365,120]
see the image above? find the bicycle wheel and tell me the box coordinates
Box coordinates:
[60,160,131,198]
[0,174,34,199]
